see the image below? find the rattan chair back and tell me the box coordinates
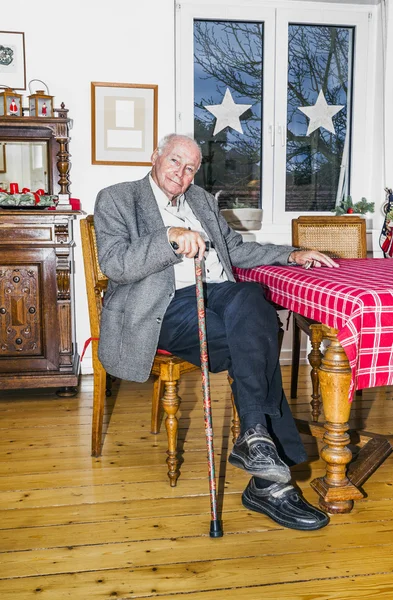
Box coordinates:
[292,215,367,259]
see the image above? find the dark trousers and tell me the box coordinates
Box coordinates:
[158,281,307,466]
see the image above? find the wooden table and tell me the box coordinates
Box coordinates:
[234,258,393,514]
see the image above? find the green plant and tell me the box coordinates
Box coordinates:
[227,200,251,209]
[334,196,375,215]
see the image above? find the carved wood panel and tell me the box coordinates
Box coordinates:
[0,265,42,356]
[0,246,59,373]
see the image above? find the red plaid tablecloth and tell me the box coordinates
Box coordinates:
[234,258,393,400]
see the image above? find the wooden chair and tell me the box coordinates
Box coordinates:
[290,215,367,420]
[80,215,240,486]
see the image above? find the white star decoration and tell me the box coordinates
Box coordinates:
[204,88,252,136]
[298,90,344,136]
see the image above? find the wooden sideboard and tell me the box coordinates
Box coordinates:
[0,210,80,395]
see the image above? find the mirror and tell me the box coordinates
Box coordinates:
[0,106,72,196]
[0,141,48,191]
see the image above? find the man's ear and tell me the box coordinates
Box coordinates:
[151,149,158,165]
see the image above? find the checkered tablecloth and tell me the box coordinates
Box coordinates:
[233,258,393,400]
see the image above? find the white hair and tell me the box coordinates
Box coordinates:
[157,133,202,166]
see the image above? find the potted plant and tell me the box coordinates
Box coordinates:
[334,196,375,216]
[220,199,263,231]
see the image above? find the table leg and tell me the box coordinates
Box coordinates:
[308,325,323,422]
[310,325,364,514]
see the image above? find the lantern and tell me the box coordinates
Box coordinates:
[28,89,54,118]
[0,89,23,117]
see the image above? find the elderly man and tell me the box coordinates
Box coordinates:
[94,133,338,531]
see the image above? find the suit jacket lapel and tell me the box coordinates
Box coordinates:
[137,174,166,231]
[185,186,214,220]
[185,186,233,275]
[184,185,217,240]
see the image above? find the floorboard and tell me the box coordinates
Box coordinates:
[0,366,392,599]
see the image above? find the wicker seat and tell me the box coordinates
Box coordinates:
[290,216,367,420]
[80,215,240,486]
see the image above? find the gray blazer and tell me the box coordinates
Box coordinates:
[94,174,295,381]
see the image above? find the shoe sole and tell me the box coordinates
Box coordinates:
[242,492,329,531]
[228,454,291,484]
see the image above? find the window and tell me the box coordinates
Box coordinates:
[176,2,371,232]
[286,24,354,212]
[194,20,263,210]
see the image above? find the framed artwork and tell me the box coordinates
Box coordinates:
[0,31,26,90]
[0,143,6,173]
[91,82,158,166]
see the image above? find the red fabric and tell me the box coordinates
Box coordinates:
[156,348,172,356]
[80,337,99,361]
[233,258,393,400]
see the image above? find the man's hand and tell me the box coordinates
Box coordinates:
[169,227,206,260]
[288,250,340,268]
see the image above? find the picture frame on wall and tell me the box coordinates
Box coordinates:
[0,143,6,173]
[91,82,158,166]
[0,31,26,91]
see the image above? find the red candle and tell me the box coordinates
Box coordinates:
[9,183,19,194]
[69,198,81,210]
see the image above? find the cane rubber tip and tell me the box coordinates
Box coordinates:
[210,520,223,538]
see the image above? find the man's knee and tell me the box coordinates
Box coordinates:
[236,282,275,312]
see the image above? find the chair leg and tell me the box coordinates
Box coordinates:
[276,313,284,355]
[161,378,181,487]
[291,316,301,399]
[92,361,107,457]
[105,374,113,397]
[231,394,240,444]
[151,376,164,434]
[227,374,240,443]
[309,325,324,422]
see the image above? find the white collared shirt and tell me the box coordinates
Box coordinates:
[149,174,227,289]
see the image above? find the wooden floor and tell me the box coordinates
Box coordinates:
[1,367,393,599]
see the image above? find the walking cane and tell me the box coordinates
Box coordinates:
[194,251,223,538]
[171,240,223,537]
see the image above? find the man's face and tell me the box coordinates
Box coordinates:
[151,138,201,200]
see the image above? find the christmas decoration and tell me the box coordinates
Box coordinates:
[204,88,252,136]
[0,187,57,208]
[298,89,344,136]
[379,188,393,257]
[334,196,375,216]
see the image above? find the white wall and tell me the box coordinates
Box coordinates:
[2,0,177,373]
[2,0,391,373]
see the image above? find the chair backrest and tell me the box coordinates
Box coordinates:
[292,215,367,259]
[80,215,108,338]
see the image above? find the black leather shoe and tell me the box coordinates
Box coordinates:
[242,477,329,530]
[228,424,291,483]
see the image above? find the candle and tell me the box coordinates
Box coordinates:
[69,198,81,210]
[9,183,19,194]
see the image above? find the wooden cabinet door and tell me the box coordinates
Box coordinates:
[0,247,59,373]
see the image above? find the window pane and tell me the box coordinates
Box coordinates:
[194,20,263,210]
[286,24,354,211]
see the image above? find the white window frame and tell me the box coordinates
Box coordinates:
[273,8,370,227]
[176,0,377,244]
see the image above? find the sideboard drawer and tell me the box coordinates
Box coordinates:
[0,225,53,243]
